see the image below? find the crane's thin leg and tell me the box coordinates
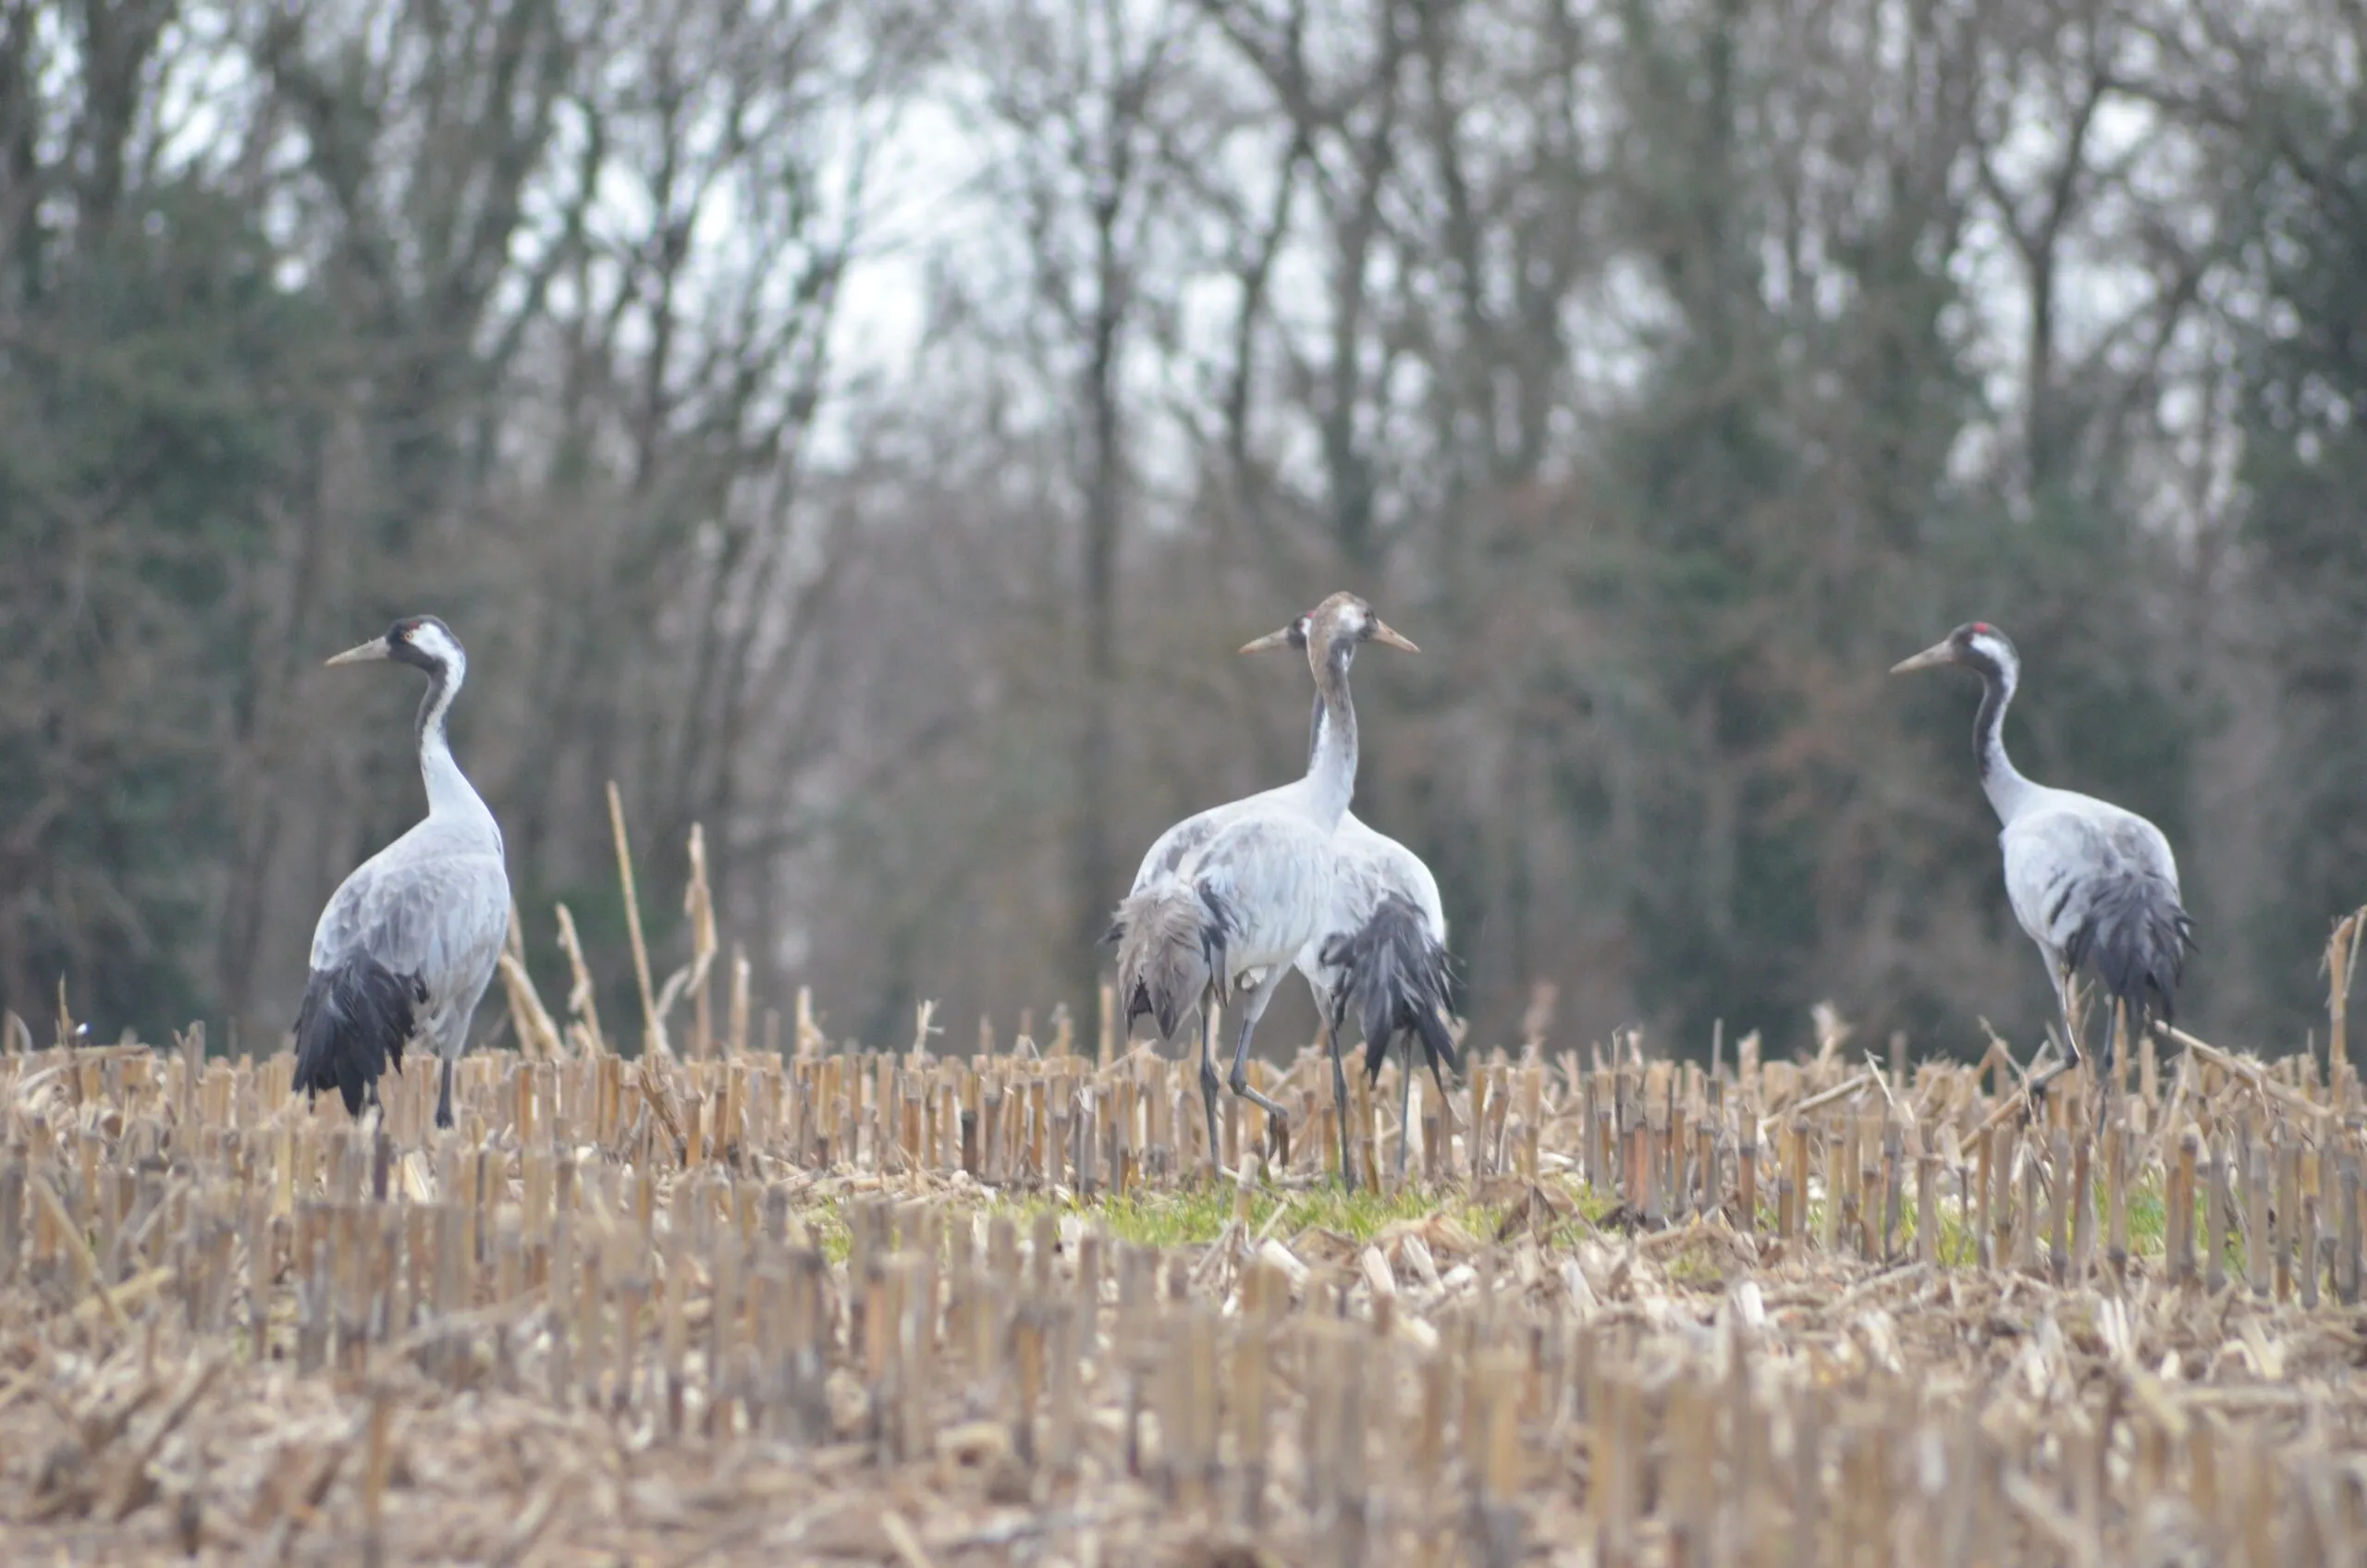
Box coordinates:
[1396,1033,1417,1183]
[1226,971,1294,1130]
[1321,1003,1356,1188]
[435,1055,457,1131]
[2028,960,2083,1103]
[1197,997,1222,1181]
[2094,997,2123,1140]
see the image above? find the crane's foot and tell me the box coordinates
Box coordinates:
[1228,1072,1293,1126]
[1228,1072,1292,1171]
[2021,1052,2079,1119]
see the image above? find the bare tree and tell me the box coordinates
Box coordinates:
[970,0,1212,1007]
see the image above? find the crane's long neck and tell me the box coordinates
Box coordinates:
[416,664,495,830]
[1305,646,1358,828]
[1973,661,2036,824]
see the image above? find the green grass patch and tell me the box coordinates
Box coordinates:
[794,1163,2229,1277]
[1660,1246,1728,1289]
[970,1179,1516,1252]
[1558,1177,1622,1229]
[2125,1182,2168,1255]
[1268,1182,1505,1243]
[804,1204,852,1264]
[1780,1169,2187,1268]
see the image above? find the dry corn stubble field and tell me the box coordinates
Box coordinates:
[6,839,2367,1567]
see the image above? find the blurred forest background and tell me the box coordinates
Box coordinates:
[6,0,2366,1066]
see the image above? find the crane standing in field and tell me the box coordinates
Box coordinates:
[294,617,509,1130]
[1893,622,2193,1121]
[1241,619,1457,1184]
[1111,593,1418,1170]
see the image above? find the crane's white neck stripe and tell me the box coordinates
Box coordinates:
[411,652,495,831]
[414,659,459,748]
[1306,656,1357,827]
[1972,655,2035,823]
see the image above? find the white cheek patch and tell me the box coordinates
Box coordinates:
[1969,632,2010,666]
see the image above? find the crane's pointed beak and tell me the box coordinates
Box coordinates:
[1369,619,1418,654]
[1890,641,1956,675]
[1238,627,1296,655]
[325,639,391,668]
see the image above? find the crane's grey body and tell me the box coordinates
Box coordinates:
[295,617,509,1129]
[1895,622,2191,1121]
[1182,814,1343,999]
[306,815,508,1088]
[2000,790,2181,977]
[1111,593,1418,1171]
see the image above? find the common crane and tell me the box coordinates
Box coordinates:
[1110,592,1417,1171]
[1245,621,1458,1184]
[294,616,509,1130]
[1894,621,2192,1120]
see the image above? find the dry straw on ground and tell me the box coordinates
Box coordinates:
[3,844,2365,1565]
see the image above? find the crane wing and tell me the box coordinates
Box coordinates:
[1339,814,1446,939]
[1297,814,1445,982]
[311,831,511,1012]
[2001,800,2183,962]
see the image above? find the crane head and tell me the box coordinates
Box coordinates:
[326,616,465,676]
[1239,593,1418,678]
[1892,621,2016,680]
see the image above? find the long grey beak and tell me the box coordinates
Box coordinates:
[1890,641,1956,675]
[325,639,391,668]
[1369,619,1418,654]
[1239,627,1296,655]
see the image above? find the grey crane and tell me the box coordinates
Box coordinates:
[293,616,510,1130]
[1893,621,2193,1119]
[1110,592,1417,1170]
[1244,622,1458,1184]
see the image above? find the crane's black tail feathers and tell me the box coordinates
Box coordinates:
[2066,870,2194,1036]
[292,957,423,1117]
[1321,895,1459,1089]
[1112,881,1229,1042]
